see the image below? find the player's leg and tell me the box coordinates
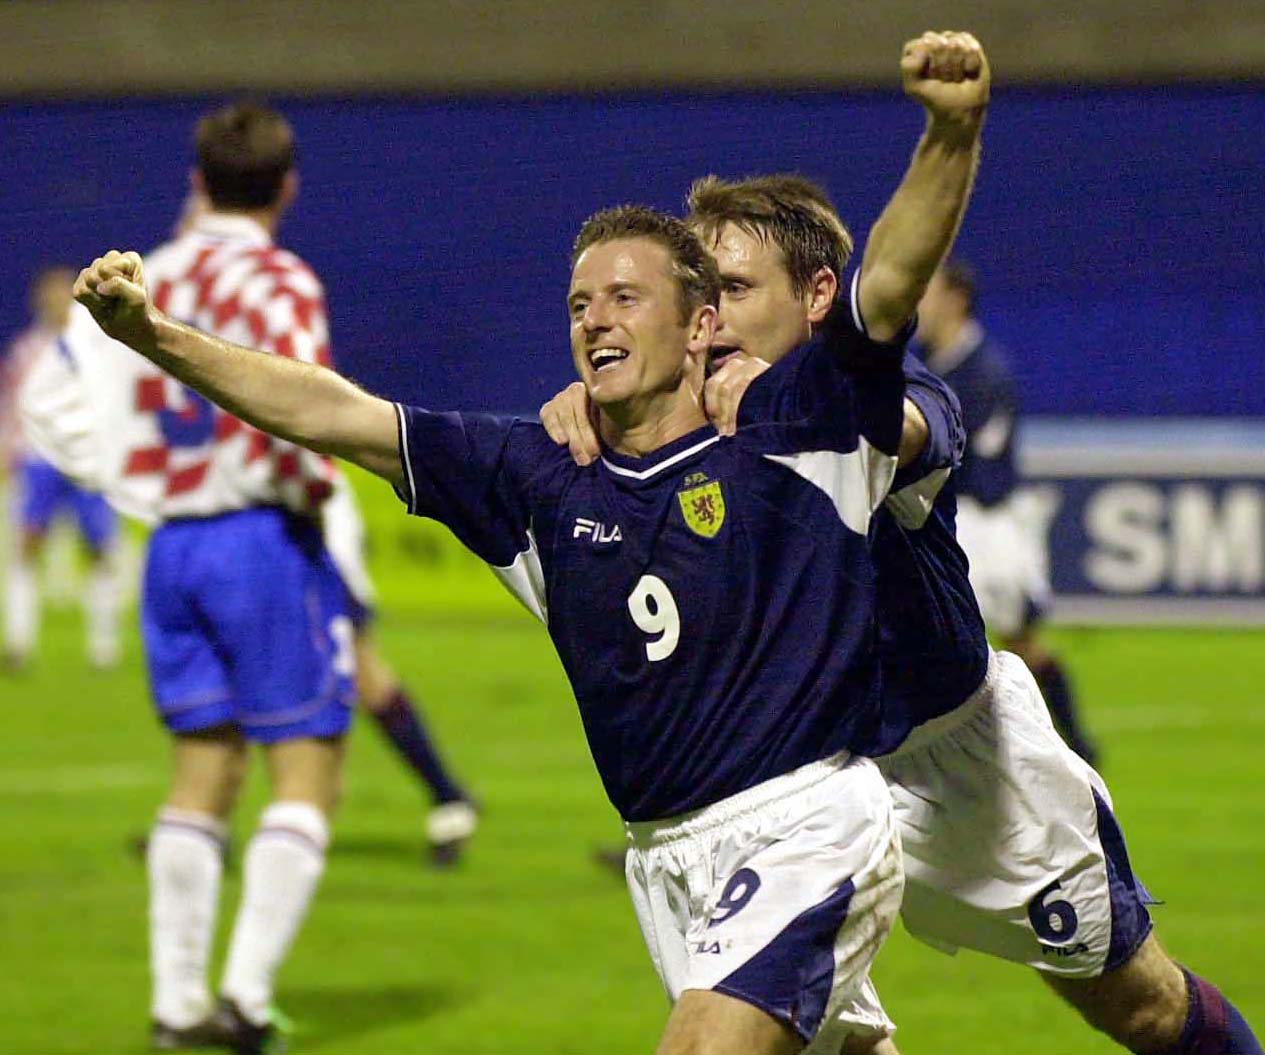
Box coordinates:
[4,457,58,667]
[72,483,122,669]
[148,726,248,1042]
[203,508,356,1047]
[218,734,344,1038]
[1003,622,1100,767]
[1046,934,1262,1054]
[321,472,478,861]
[139,521,245,1043]
[884,651,1259,1054]
[355,626,478,862]
[4,528,44,667]
[657,989,802,1055]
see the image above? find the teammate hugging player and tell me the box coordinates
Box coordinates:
[540,32,1261,1055]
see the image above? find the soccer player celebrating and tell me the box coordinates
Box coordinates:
[59,104,357,1054]
[72,194,938,1050]
[1,266,121,670]
[541,34,1261,1055]
[914,258,1102,765]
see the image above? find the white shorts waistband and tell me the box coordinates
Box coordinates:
[624,749,855,850]
[879,649,1002,760]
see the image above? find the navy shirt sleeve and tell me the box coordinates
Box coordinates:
[895,353,964,490]
[736,271,909,457]
[883,354,966,531]
[393,404,535,568]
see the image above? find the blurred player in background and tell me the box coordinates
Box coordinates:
[915,260,1101,765]
[321,471,479,864]
[1,266,121,670]
[51,103,356,1054]
[177,190,479,865]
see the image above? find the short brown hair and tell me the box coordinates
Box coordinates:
[572,205,720,323]
[687,174,854,298]
[195,101,295,210]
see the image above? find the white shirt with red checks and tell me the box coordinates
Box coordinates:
[58,212,338,523]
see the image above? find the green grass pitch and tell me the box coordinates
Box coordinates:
[1,609,1262,1053]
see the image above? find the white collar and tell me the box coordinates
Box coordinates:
[189,211,273,247]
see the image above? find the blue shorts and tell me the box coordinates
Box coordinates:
[141,507,356,744]
[12,455,117,552]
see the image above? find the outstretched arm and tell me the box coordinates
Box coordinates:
[859,31,990,341]
[74,251,403,487]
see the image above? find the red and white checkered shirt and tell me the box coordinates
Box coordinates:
[62,211,338,522]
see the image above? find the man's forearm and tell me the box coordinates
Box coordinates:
[141,312,401,481]
[860,115,982,339]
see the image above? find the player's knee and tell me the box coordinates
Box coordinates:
[1054,955,1188,1052]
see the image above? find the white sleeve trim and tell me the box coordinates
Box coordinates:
[490,525,548,624]
[394,402,418,513]
[763,438,898,536]
[884,466,952,530]
[849,270,867,335]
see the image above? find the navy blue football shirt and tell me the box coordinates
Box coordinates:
[395,303,906,821]
[868,354,990,752]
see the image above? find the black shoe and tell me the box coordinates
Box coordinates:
[149,1017,221,1050]
[210,998,288,1055]
[426,799,479,868]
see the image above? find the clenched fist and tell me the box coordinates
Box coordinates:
[73,249,157,352]
[901,31,990,124]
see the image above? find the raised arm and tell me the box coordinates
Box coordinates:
[74,251,403,487]
[859,31,989,341]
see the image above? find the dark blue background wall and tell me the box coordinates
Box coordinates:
[3,87,1262,415]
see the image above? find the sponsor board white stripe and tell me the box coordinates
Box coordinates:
[1048,596,1265,626]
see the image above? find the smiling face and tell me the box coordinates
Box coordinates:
[568,237,712,411]
[705,222,829,370]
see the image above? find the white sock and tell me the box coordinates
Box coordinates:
[147,808,227,1028]
[220,801,330,1025]
[3,559,39,659]
[83,560,121,667]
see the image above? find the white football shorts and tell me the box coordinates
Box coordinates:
[625,751,903,1050]
[955,496,1050,637]
[878,650,1154,978]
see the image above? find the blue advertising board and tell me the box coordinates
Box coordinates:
[1020,420,1265,623]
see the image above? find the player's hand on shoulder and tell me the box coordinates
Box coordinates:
[901,31,990,125]
[540,380,600,466]
[73,250,156,349]
[704,356,770,437]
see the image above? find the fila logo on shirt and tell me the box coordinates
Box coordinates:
[573,517,623,544]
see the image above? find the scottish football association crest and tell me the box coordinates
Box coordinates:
[678,472,726,539]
